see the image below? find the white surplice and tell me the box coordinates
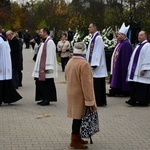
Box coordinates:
[32,36,58,78]
[0,34,12,80]
[86,31,107,78]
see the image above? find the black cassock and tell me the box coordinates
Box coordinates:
[35,78,57,102]
[0,80,22,104]
[129,82,150,105]
[93,77,107,106]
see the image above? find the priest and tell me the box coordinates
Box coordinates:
[32,27,58,106]
[86,22,107,107]
[0,26,22,105]
[126,31,150,106]
[108,23,133,97]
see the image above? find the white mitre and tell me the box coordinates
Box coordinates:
[119,23,130,35]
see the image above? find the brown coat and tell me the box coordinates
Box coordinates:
[65,56,97,119]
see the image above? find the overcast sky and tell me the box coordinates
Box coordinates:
[11,0,73,4]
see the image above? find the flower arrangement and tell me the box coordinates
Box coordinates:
[71,27,117,50]
[82,34,92,48]
[71,30,80,48]
[101,27,117,50]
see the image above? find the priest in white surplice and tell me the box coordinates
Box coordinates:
[0,26,22,105]
[86,22,107,107]
[126,31,150,106]
[32,27,58,106]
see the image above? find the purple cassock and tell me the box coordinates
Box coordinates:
[110,38,133,92]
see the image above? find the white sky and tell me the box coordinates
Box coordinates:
[11,0,73,4]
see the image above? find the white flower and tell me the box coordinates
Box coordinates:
[101,27,117,50]
[71,27,117,51]
[71,31,81,48]
[82,34,92,48]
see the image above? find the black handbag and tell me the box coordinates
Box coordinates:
[80,106,99,144]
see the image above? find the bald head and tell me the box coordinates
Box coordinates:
[138,31,148,43]
[6,30,14,40]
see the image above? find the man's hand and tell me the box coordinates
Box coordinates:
[45,70,53,73]
[140,70,146,76]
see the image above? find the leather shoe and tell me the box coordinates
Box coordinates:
[97,104,107,107]
[39,100,50,106]
[125,100,137,106]
[37,101,44,105]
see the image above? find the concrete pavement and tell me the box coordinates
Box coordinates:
[0,46,150,150]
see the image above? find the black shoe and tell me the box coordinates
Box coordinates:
[125,100,137,106]
[106,93,116,97]
[39,100,50,106]
[37,101,44,105]
[97,104,107,107]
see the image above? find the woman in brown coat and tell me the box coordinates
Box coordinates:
[65,42,97,149]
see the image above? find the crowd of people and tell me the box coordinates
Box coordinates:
[0,22,150,149]
[1,23,149,106]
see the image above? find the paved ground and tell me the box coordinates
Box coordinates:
[0,46,150,150]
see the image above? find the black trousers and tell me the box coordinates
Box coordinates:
[18,70,23,86]
[24,40,30,48]
[61,57,69,71]
[129,82,150,105]
[12,69,19,88]
[72,119,81,134]
[94,77,107,106]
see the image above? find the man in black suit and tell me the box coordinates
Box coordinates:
[6,30,21,89]
[24,29,31,48]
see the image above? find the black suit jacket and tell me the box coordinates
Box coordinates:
[9,37,20,69]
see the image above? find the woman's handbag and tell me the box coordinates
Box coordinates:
[80,106,99,144]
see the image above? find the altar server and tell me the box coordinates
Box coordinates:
[32,27,58,106]
[86,22,107,106]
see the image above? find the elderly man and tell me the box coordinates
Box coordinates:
[126,31,150,106]
[86,22,107,107]
[108,23,133,97]
[0,26,22,105]
[6,30,21,89]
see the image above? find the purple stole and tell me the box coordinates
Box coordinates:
[0,34,7,41]
[88,32,99,64]
[129,41,148,79]
[113,39,128,69]
[39,37,51,81]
